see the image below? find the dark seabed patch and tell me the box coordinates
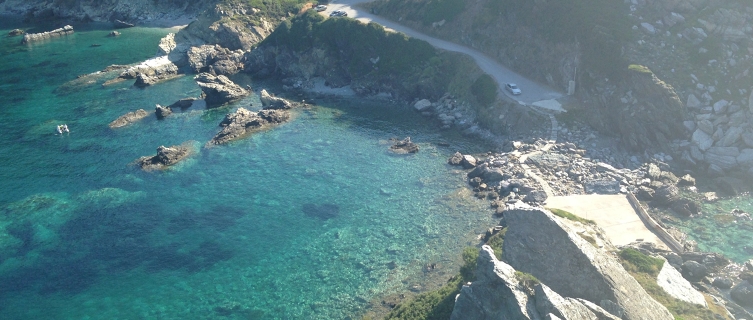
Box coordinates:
[302,203,340,220]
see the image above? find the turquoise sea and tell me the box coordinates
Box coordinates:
[0,19,496,319]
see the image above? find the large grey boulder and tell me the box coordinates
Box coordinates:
[691,129,714,151]
[731,281,753,307]
[450,246,539,320]
[502,203,674,320]
[704,146,739,170]
[195,73,248,107]
[657,262,707,306]
[187,44,245,76]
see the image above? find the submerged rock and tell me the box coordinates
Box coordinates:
[136,144,192,170]
[389,137,419,154]
[109,109,149,128]
[208,107,290,145]
[302,203,339,220]
[168,98,199,110]
[194,73,248,107]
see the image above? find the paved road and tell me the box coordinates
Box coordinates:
[546,195,670,250]
[321,0,564,109]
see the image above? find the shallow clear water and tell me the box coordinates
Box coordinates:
[0,20,496,319]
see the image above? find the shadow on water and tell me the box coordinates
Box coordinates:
[302,203,340,220]
[0,203,236,298]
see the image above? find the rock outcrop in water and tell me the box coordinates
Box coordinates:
[155,104,172,119]
[389,137,419,154]
[136,144,192,170]
[259,89,297,110]
[500,203,674,320]
[208,107,290,145]
[195,73,248,107]
[8,29,24,37]
[109,109,149,128]
[187,44,245,76]
[21,25,74,44]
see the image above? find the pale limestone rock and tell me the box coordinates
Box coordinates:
[656,262,707,307]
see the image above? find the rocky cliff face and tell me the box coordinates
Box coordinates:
[501,203,674,320]
[581,67,687,152]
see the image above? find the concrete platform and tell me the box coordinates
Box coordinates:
[546,194,669,250]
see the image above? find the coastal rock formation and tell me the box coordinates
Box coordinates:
[107,31,121,37]
[502,203,674,320]
[451,245,618,320]
[389,137,419,154]
[194,73,248,107]
[115,56,180,87]
[136,144,192,170]
[8,29,24,37]
[168,98,199,110]
[187,44,245,76]
[109,109,149,128]
[178,3,276,51]
[21,25,74,44]
[155,104,172,119]
[209,107,290,145]
[259,89,296,110]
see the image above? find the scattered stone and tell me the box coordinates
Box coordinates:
[109,109,149,128]
[413,99,432,111]
[389,137,419,154]
[448,152,463,165]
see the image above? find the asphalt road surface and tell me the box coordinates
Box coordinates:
[321,0,564,107]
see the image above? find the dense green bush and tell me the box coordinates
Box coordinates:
[618,248,664,276]
[384,247,478,320]
[471,74,497,106]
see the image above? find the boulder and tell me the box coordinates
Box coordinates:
[670,198,701,217]
[720,126,743,147]
[168,98,198,110]
[653,185,679,206]
[584,180,620,194]
[209,107,290,145]
[737,149,753,167]
[155,104,172,119]
[657,262,707,306]
[691,129,714,151]
[107,31,120,37]
[461,155,477,168]
[534,284,605,320]
[640,22,656,34]
[502,203,674,320]
[712,277,733,289]
[686,93,702,109]
[389,137,419,154]
[677,174,695,187]
[259,89,296,110]
[448,152,463,165]
[637,186,655,200]
[194,73,248,107]
[136,144,191,170]
[704,146,739,170]
[696,119,713,135]
[157,33,176,56]
[109,109,149,128]
[713,99,729,113]
[647,163,662,180]
[414,99,432,111]
[523,190,548,204]
[663,12,685,27]
[731,281,753,307]
[681,261,708,282]
[117,56,179,87]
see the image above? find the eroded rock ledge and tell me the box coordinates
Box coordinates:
[195,73,248,107]
[208,107,290,145]
[109,109,149,128]
[136,144,192,170]
[21,25,74,44]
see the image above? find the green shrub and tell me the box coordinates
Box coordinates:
[628,64,653,74]
[484,228,506,260]
[547,208,595,225]
[385,247,479,320]
[618,248,664,277]
[619,251,731,320]
[514,271,540,286]
[471,74,497,106]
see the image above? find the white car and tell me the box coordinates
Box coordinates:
[505,83,521,95]
[315,5,327,12]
